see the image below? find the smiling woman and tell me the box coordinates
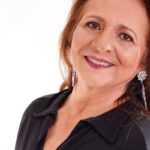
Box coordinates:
[15,0,150,150]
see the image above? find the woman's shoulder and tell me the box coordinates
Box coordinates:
[124,113,150,150]
[135,114,150,149]
[22,88,72,117]
[15,89,72,149]
[23,92,58,116]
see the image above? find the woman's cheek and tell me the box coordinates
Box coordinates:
[117,47,142,67]
[72,27,90,51]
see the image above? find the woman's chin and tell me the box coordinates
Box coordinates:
[82,80,112,90]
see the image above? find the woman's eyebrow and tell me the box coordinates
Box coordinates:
[86,15,137,39]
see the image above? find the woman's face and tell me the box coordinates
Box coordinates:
[70,0,149,90]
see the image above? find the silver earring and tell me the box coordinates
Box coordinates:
[71,69,76,87]
[137,71,148,110]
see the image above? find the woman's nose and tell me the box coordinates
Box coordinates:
[91,30,114,53]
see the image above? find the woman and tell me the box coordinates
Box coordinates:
[15,0,150,149]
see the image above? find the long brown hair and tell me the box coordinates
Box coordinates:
[58,0,150,113]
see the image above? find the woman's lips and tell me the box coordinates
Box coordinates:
[84,56,114,70]
[86,56,113,65]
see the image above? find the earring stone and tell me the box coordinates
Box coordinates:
[137,71,147,82]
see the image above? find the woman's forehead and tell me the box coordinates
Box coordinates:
[82,0,148,25]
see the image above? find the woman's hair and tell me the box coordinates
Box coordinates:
[58,0,150,113]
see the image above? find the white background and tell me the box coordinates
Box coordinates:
[0,0,72,149]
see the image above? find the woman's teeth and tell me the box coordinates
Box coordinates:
[87,57,113,67]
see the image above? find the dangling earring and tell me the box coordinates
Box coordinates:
[71,69,76,87]
[137,71,148,110]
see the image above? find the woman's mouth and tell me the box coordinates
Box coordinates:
[84,56,114,69]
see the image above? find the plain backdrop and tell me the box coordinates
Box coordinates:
[0,0,72,149]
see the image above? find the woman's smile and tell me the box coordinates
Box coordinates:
[84,56,114,70]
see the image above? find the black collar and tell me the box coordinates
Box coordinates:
[33,88,134,144]
[33,89,73,117]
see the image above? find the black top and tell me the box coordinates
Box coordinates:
[15,88,150,150]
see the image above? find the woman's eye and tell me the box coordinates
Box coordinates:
[85,22,134,43]
[119,33,133,42]
[86,21,101,30]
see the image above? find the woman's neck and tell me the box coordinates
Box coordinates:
[63,83,127,120]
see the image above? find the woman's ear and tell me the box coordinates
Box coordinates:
[138,50,147,72]
[137,63,146,74]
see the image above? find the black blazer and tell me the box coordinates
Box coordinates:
[15,89,150,150]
